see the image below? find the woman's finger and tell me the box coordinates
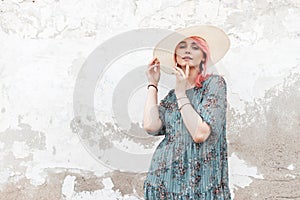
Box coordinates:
[174,66,185,78]
[148,64,157,71]
[171,67,177,75]
[148,63,160,72]
[185,63,189,77]
[156,63,160,70]
[148,57,157,66]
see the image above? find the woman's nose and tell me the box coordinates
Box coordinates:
[185,50,191,54]
[185,46,191,54]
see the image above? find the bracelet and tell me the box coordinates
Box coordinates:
[178,102,191,111]
[176,96,188,101]
[147,84,158,92]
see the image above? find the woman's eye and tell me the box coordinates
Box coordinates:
[179,45,186,48]
[192,46,200,50]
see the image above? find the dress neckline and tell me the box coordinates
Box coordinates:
[186,74,216,92]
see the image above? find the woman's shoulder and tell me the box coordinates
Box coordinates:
[166,88,175,96]
[206,74,226,82]
[160,88,175,102]
[204,74,227,88]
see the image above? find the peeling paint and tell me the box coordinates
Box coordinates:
[228,72,300,199]
[0,0,299,199]
[62,175,76,198]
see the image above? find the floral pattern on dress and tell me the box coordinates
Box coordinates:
[144,74,231,200]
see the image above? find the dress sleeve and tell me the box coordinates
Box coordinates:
[145,90,172,136]
[196,75,227,144]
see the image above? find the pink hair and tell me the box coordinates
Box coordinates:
[174,36,212,88]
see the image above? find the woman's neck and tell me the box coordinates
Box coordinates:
[186,68,199,89]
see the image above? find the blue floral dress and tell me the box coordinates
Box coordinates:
[143,75,231,200]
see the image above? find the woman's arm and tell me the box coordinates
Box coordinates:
[177,97,211,143]
[143,82,163,133]
[177,75,227,143]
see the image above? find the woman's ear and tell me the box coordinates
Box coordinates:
[199,61,203,72]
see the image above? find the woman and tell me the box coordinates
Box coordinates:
[143,25,231,199]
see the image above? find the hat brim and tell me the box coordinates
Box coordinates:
[153,25,230,74]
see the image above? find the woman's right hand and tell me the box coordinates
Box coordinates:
[146,57,161,85]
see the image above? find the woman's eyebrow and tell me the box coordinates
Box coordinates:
[177,41,199,47]
[178,41,199,45]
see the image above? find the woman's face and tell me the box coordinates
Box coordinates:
[175,37,205,70]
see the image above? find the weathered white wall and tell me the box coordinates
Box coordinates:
[0,0,299,199]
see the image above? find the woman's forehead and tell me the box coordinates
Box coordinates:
[177,38,199,45]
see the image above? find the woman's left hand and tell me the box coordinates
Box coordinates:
[172,63,190,97]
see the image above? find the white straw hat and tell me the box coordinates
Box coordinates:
[153,25,230,74]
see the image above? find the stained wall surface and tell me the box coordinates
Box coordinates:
[0,0,299,199]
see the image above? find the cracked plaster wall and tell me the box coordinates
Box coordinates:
[0,0,299,199]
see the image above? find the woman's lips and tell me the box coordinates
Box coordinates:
[182,56,192,60]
